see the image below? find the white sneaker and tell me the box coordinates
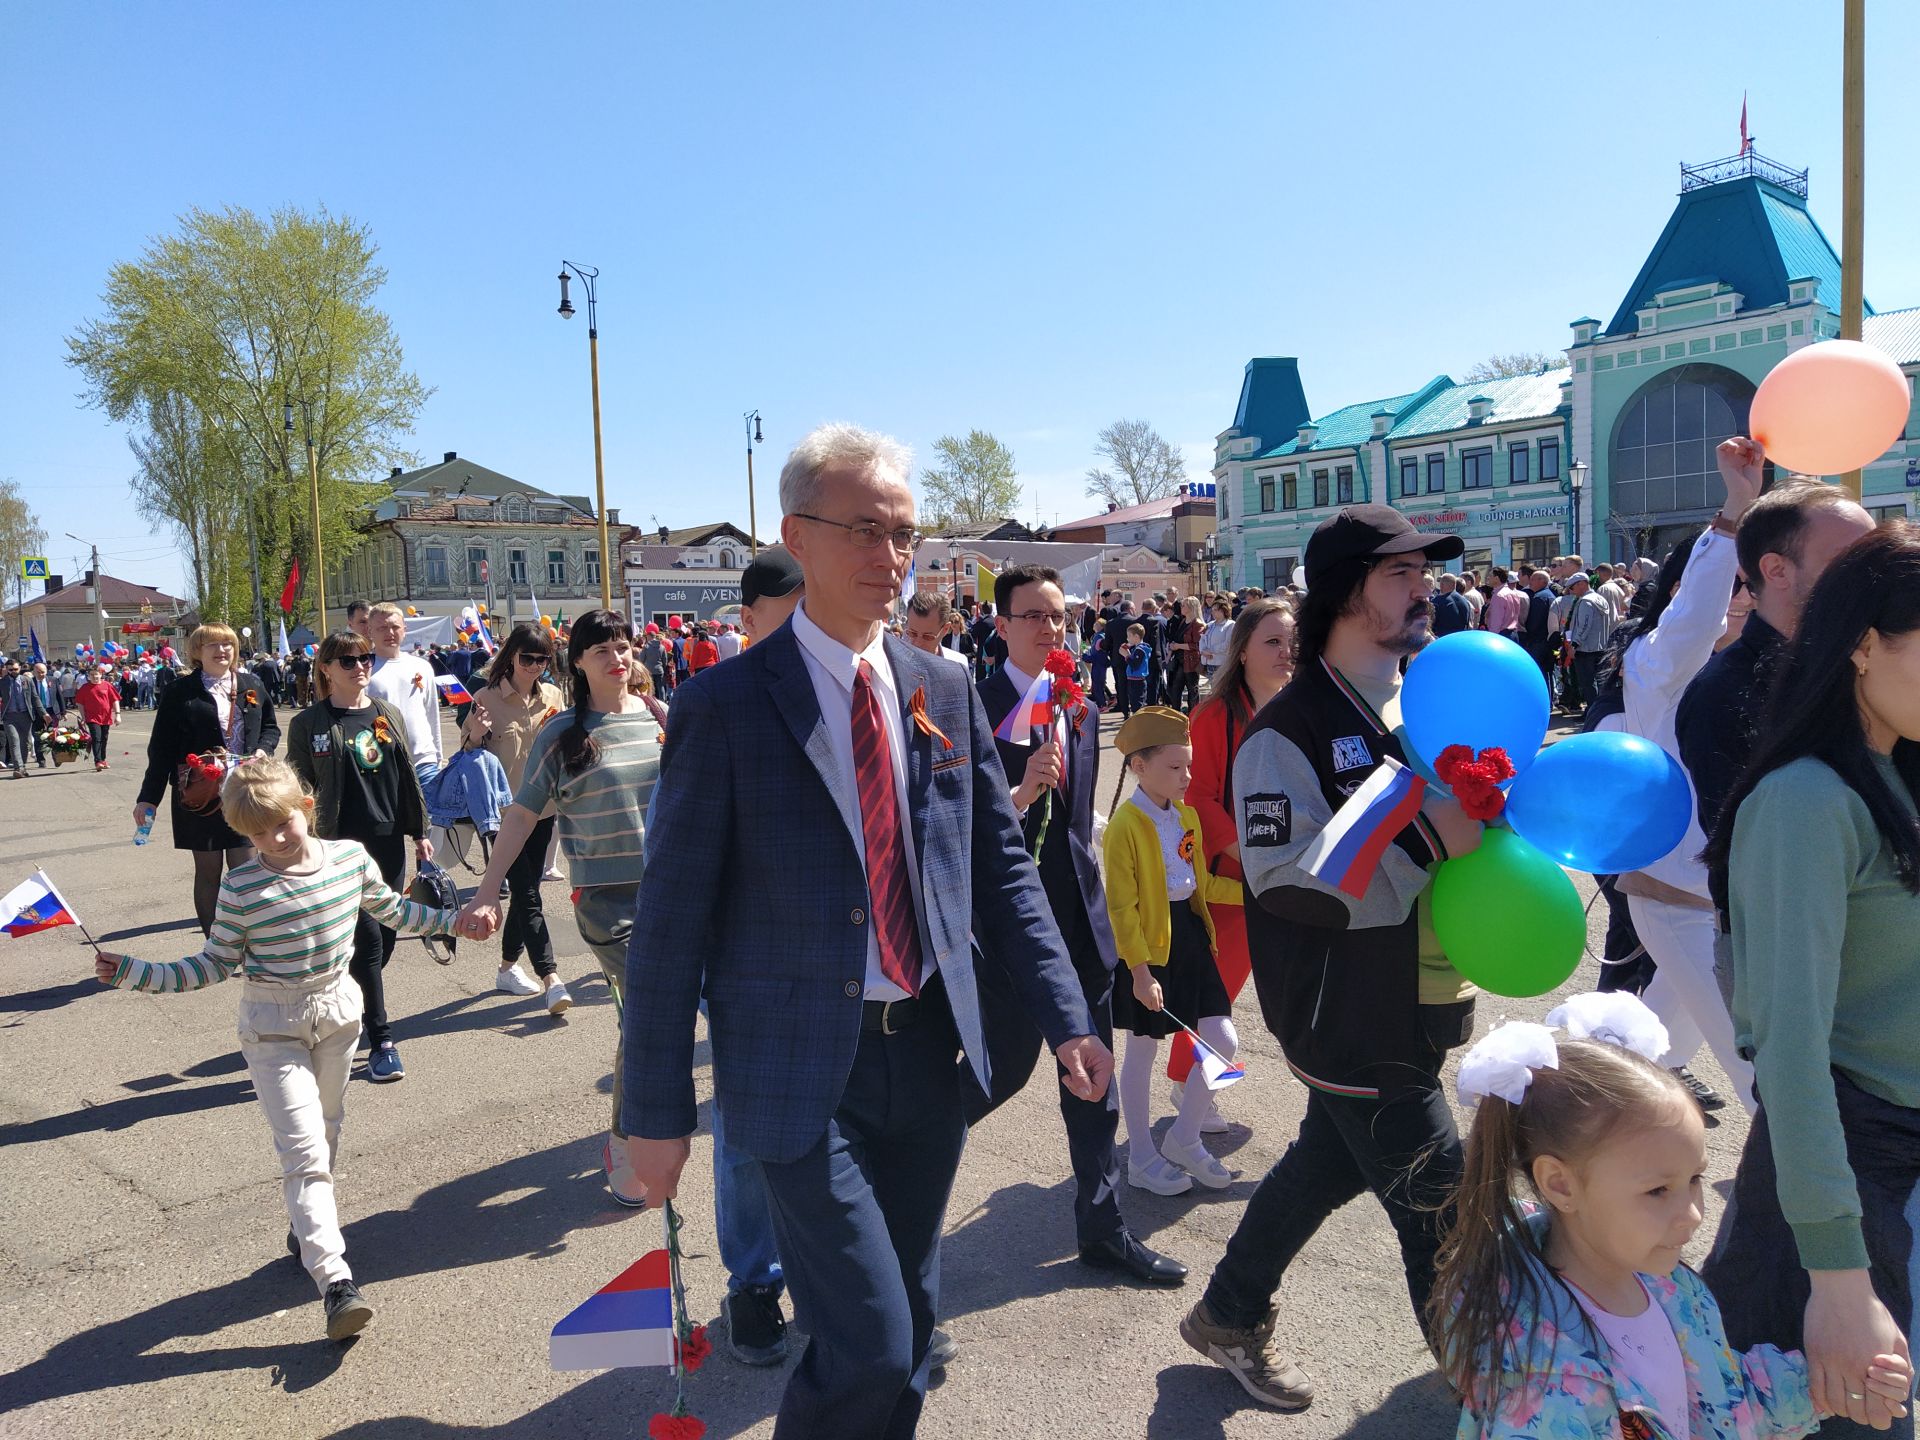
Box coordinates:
[604,1137,648,1209]
[495,965,542,997]
[1161,1134,1236,1190]
[1127,1154,1194,1195]
[545,979,574,1016]
[1171,1080,1233,1136]
[541,867,564,882]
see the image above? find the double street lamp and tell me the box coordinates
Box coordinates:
[557,262,615,611]
[744,410,764,558]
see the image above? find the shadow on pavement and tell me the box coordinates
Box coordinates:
[1328,1370,1459,1437]
[96,916,204,944]
[318,1367,781,1440]
[0,976,103,1014]
[0,1077,258,1145]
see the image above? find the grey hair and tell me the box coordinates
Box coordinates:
[778,422,914,518]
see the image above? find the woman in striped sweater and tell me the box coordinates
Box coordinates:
[93,759,470,1343]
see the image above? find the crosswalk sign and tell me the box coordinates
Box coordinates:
[20,557,48,580]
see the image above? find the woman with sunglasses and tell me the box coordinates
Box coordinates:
[287,631,433,1085]
[460,624,570,1013]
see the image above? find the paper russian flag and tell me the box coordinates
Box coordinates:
[1193,1035,1247,1091]
[1299,756,1428,900]
[434,674,475,706]
[1,871,81,938]
[549,1251,675,1371]
[993,670,1052,744]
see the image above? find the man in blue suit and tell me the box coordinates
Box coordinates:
[621,423,1114,1440]
[970,563,1188,1283]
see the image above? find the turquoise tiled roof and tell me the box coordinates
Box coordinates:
[1252,391,1418,458]
[1759,190,1861,315]
[1392,369,1570,439]
[1863,307,1920,367]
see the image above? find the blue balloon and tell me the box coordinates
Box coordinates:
[1505,732,1693,874]
[1401,632,1550,778]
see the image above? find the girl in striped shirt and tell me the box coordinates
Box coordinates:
[94,759,464,1343]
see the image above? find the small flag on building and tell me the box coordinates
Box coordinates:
[1,871,82,939]
[550,1250,676,1372]
[1298,755,1428,900]
[434,674,475,706]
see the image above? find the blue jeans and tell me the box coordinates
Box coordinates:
[711,1089,784,1294]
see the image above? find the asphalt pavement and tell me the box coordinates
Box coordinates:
[0,705,1750,1439]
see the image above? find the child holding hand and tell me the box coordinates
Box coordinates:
[1430,991,1912,1439]
[1103,706,1244,1196]
[94,759,470,1342]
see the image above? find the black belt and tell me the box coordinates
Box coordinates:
[860,974,944,1035]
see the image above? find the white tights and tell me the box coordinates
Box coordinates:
[1120,1015,1238,1162]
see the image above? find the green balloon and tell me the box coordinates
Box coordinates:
[1431,828,1586,998]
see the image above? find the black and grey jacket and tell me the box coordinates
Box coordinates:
[1232,656,1473,1098]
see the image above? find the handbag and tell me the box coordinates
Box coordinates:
[175,750,234,815]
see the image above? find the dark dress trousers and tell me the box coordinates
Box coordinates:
[968,667,1124,1245]
[624,621,1092,1440]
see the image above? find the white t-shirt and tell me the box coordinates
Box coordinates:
[367,652,444,773]
[1128,790,1195,901]
[1571,1279,1691,1440]
[715,630,742,660]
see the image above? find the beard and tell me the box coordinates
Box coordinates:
[1368,596,1434,657]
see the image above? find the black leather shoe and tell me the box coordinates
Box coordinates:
[1078,1231,1188,1285]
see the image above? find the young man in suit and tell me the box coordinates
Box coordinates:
[616,424,1113,1440]
[971,564,1187,1283]
[1138,595,1167,705]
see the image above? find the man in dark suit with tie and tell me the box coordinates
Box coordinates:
[970,564,1187,1284]
[619,423,1114,1440]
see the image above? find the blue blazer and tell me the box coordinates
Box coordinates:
[623,620,1094,1164]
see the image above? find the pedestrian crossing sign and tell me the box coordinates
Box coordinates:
[20,557,48,580]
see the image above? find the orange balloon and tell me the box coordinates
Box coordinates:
[1749,339,1910,477]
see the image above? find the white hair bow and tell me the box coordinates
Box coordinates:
[1545,991,1670,1065]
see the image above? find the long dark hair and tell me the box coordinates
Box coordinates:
[1593,529,1705,702]
[1704,524,1920,899]
[1200,598,1295,723]
[484,624,553,692]
[1428,1041,1690,1405]
[555,609,635,777]
[1295,557,1369,669]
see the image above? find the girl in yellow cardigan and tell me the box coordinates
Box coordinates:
[1104,706,1244,1195]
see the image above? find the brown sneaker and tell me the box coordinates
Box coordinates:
[1179,1298,1314,1410]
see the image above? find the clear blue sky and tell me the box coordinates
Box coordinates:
[4,0,1916,596]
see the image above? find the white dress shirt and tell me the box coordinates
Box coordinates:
[791,600,935,1002]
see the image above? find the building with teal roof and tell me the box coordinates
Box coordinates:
[1213,145,1920,590]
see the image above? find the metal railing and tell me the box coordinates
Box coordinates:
[1680,147,1808,198]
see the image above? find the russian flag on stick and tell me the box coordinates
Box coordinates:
[1162,1009,1246,1090]
[1299,756,1428,900]
[1,871,81,938]
[992,669,1053,744]
[434,674,475,706]
[549,1250,676,1371]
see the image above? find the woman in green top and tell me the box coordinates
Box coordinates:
[1703,525,1920,1437]
[455,608,661,1207]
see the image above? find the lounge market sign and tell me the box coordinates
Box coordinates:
[1406,498,1570,530]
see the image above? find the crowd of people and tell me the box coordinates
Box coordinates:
[75,421,1917,1437]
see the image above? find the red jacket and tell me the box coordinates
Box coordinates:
[76,680,119,727]
[689,639,719,672]
[1184,685,1256,883]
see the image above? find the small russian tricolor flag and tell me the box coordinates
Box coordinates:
[993,670,1053,744]
[434,674,475,706]
[1193,1036,1247,1091]
[549,1251,675,1371]
[1299,756,1428,900]
[1,871,81,939]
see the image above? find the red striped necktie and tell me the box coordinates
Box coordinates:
[851,660,922,995]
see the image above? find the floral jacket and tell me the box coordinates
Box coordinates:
[1456,1217,1815,1440]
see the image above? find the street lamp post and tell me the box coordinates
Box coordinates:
[744,410,764,558]
[558,262,614,611]
[1566,459,1587,559]
[947,539,962,607]
[284,399,328,637]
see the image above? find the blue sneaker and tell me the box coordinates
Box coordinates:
[367,1043,406,1083]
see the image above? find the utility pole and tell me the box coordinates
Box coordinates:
[1838,0,1866,500]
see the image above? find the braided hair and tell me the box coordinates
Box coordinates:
[554,609,634,777]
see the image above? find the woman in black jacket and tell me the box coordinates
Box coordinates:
[134,623,282,934]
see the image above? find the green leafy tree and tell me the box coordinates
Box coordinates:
[918,430,1022,530]
[1,476,48,644]
[1084,419,1185,507]
[66,205,429,629]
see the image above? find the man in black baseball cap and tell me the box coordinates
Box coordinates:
[1303,502,1464,581]
[738,546,806,644]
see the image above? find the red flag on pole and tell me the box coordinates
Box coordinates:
[1739,93,1750,155]
[279,560,301,614]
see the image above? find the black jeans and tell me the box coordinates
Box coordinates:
[1203,1063,1462,1331]
[1120,676,1145,717]
[502,814,557,978]
[1571,650,1603,712]
[1166,666,1200,713]
[88,723,110,763]
[346,829,407,1048]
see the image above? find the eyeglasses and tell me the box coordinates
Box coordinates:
[333,654,375,670]
[792,514,924,553]
[1010,610,1068,626]
[517,653,551,666]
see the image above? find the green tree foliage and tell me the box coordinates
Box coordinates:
[1,476,49,634]
[919,430,1022,529]
[1084,419,1185,507]
[66,205,429,626]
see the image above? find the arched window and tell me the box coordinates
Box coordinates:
[1608,365,1755,523]
[718,548,737,568]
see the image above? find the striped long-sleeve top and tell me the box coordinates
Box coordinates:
[108,839,456,993]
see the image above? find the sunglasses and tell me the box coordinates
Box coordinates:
[333,654,375,670]
[517,653,551,666]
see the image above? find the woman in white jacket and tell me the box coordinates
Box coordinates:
[1607,436,1765,1114]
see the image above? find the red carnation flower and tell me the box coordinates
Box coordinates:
[677,1324,712,1374]
[1434,745,1515,823]
[647,1414,707,1440]
[1043,648,1077,681]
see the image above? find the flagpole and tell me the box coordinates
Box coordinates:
[1839,0,1866,501]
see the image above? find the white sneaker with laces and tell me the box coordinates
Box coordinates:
[1126,1154,1194,1195]
[1161,1134,1236,1190]
[495,965,542,997]
[545,979,573,1016]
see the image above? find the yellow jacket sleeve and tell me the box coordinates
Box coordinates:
[1103,807,1154,969]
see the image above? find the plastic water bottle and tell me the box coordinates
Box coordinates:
[133,815,154,847]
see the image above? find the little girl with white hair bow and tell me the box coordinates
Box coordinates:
[1429,991,1911,1440]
